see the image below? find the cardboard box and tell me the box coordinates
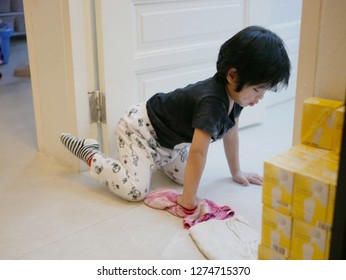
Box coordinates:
[290,143,330,158]
[14,63,30,77]
[262,153,309,215]
[332,106,345,154]
[261,206,292,256]
[258,244,288,260]
[290,143,339,164]
[300,97,344,150]
[292,158,338,230]
[291,219,331,259]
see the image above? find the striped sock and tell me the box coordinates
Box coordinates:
[60,133,100,166]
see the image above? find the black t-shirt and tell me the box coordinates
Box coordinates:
[146,74,243,149]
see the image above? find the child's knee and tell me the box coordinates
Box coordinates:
[173,176,184,186]
[125,185,149,201]
[161,167,185,185]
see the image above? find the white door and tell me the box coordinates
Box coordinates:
[95,0,266,157]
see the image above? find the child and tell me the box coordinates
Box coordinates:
[61,25,291,210]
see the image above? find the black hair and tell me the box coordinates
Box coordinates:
[216,26,291,92]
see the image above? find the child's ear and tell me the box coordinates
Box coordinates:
[226,68,238,85]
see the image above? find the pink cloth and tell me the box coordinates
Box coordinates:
[144,190,235,229]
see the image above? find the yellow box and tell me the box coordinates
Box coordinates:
[262,153,309,215]
[261,206,292,256]
[291,143,340,163]
[311,157,339,183]
[300,97,344,150]
[258,244,288,260]
[290,144,330,159]
[324,150,340,163]
[332,106,345,154]
[291,219,330,259]
[292,158,338,230]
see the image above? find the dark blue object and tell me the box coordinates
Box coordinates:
[0,21,14,65]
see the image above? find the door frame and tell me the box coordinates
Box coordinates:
[23,0,98,171]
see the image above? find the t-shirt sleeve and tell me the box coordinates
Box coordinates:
[191,97,229,139]
[233,103,243,119]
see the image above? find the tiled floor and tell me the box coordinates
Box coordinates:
[0,39,295,260]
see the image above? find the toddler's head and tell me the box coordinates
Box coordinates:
[216,26,291,92]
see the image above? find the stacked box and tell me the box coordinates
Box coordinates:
[261,206,292,256]
[291,143,340,162]
[262,156,294,215]
[300,97,344,150]
[292,157,338,230]
[289,143,330,158]
[258,244,287,260]
[259,97,344,260]
[291,219,332,260]
[260,150,310,258]
[332,106,345,154]
[262,153,309,215]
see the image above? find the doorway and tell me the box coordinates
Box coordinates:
[0,0,35,151]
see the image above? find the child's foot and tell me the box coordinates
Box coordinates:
[60,133,100,166]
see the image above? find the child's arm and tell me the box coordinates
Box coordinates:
[177,128,211,209]
[223,118,263,186]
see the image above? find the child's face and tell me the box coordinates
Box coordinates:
[227,83,266,107]
[225,68,266,107]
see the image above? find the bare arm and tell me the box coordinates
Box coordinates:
[223,118,241,177]
[177,128,211,209]
[223,118,263,186]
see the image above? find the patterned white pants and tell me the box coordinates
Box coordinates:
[90,103,190,201]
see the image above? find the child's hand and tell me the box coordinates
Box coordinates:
[177,195,198,210]
[232,170,263,186]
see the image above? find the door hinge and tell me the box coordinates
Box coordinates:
[88,90,106,124]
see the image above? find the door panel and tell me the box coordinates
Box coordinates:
[137,63,215,101]
[96,0,259,156]
[133,0,243,51]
